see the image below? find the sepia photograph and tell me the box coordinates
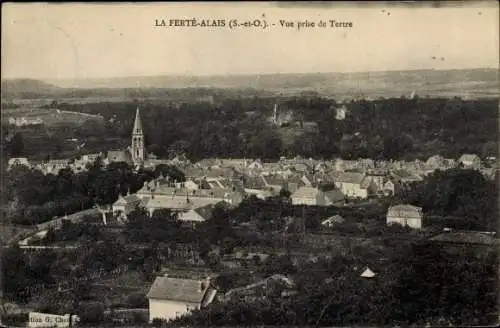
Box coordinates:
[1,1,499,327]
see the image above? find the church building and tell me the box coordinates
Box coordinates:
[106,107,146,167]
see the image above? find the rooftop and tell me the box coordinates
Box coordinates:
[147,276,208,303]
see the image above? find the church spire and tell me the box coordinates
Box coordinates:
[133,107,143,135]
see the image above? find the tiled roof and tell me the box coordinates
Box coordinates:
[148,186,237,199]
[243,176,267,190]
[262,174,286,186]
[292,187,318,199]
[387,204,422,218]
[144,197,225,211]
[334,172,365,184]
[147,276,208,303]
[182,167,206,178]
[178,204,214,222]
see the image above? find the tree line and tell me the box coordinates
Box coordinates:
[50,96,497,162]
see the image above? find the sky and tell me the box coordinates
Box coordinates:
[2,2,499,80]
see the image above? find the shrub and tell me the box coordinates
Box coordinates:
[126,292,148,308]
[131,311,148,324]
[78,301,105,324]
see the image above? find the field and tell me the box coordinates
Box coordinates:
[2,107,105,127]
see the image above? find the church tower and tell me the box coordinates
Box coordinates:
[131,106,145,165]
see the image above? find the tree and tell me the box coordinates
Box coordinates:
[78,301,105,324]
[10,132,24,157]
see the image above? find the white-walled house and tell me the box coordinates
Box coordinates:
[291,187,344,206]
[333,172,375,199]
[147,276,217,322]
[386,204,423,229]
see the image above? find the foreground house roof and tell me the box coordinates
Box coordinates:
[147,276,212,303]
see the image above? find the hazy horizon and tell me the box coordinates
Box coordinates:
[1,66,497,84]
[2,2,498,81]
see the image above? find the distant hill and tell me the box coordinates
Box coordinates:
[47,68,499,99]
[2,68,498,100]
[1,78,61,94]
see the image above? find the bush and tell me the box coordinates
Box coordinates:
[152,318,168,327]
[131,311,148,324]
[126,292,148,308]
[78,301,105,324]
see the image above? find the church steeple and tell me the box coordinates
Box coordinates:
[131,106,145,165]
[133,106,143,134]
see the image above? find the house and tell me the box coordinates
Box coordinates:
[242,175,274,199]
[390,170,424,184]
[261,174,287,193]
[112,193,143,220]
[139,185,241,215]
[291,187,320,206]
[386,204,423,229]
[333,172,373,198]
[147,276,217,322]
[382,179,399,197]
[426,155,445,170]
[458,154,481,169]
[366,173,386,191]
[291,187,344,206]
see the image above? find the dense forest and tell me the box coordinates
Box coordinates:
[25,96,495,162]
